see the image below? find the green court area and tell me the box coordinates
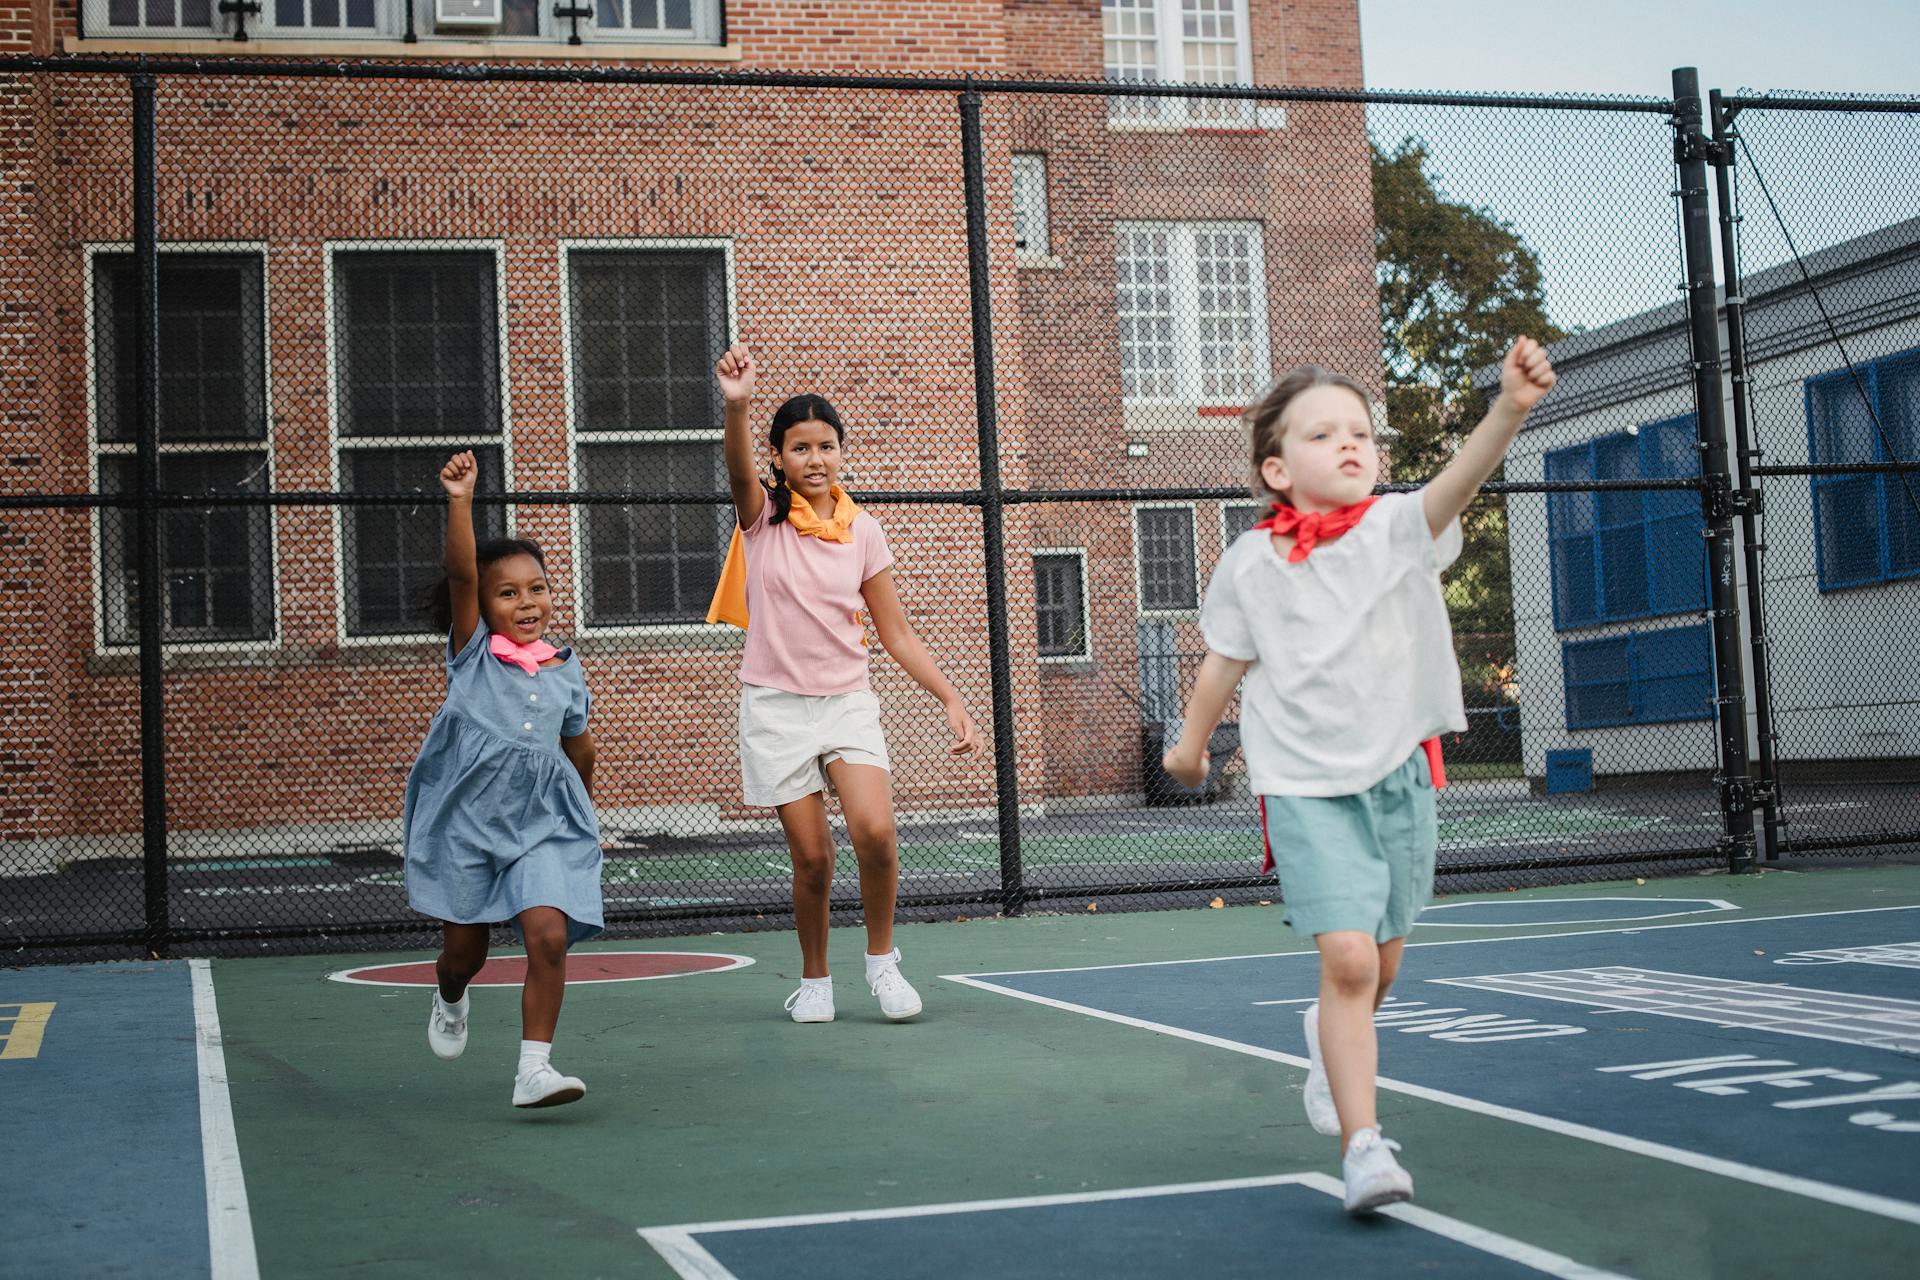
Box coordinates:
[12,865,1918,1278]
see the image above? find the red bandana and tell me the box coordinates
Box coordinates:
[1254,496,1379,562]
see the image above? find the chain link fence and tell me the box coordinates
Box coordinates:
[1,58,1910,960]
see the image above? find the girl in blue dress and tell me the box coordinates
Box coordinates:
[403,450,603,1109]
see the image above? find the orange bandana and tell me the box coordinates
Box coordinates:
[706,484,862,630]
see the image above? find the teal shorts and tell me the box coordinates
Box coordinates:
[1260,748,1438,943]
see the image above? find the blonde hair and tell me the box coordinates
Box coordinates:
[1243,366,1374,506]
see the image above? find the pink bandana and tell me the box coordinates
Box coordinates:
[489,632,558,676]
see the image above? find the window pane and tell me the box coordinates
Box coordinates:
[96,255,266,444]
[1182,0,1249,124]
[501,0,542,34]
[1115,224,1177,399]
[1815,475,1884,588]
[568,250,726,435]
[1632,624,1713,723]
[1563,636,1631,728]
[1222,502,1265,541]
[1034,554,1087,658]
[1136,508,1196,610]
[1879,358,1920,576]
[99,452,273,644]
[579,443,727,624]
[1193,224,1264,401]
[341,446,506,635]
[335,253,500,439]
[1011,153,1050,257]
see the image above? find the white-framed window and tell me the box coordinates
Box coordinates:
[1012,152,1052,259]
[1115,220,1270,407]
[1133,504,1199,614]
[1102,0,1253,127]
[87,244,278,652]
[84,0,399,37]
[588,0,723,42]
[562,240,735,631]
[1221,499,1265,545]
[1033,548,1091,661]
[82,0,720,41]
[326,243,512,641]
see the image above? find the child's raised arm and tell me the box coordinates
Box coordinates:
[1162,651,1252,789]
[1420,337,1557,537]
[441,450,481,652]
[716,342,765,531]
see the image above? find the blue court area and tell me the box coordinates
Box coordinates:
[951,905,1920,1226]
[0,959,249,1279]
[640,1175,1619,1280]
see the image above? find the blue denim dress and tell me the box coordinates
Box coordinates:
[403,622,604,945]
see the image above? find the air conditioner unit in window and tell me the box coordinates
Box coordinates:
[434,0,503,28]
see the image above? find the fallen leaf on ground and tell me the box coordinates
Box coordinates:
[1086,902,1098,912]
[1209,897,1225,909]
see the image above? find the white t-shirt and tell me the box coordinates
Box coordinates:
[1200,490,1467,798]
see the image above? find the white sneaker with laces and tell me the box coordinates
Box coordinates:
[1342,1127,1413,1213]
[784,981,836,1023]
[1301,1002,1340,1136]
[511,1062,586,1108]
[867,950,922,1021]
[427,991,467,1060]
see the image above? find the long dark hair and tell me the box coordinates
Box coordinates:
[767,393,847,525]
[420,536,547,636]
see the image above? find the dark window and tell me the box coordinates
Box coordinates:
[335,251,499,439]
[1034,553,1088,658]
[1807,352,1920,590]
[1545,416,1705,631]
[569,249,730,626]
[95,254,266,444]
[340,446,507,636]
[99,453,273,645]
[333,251,506,637]
[1222,501,1265,542]
[1562,624,1714,729]
[1136,507,1197,611]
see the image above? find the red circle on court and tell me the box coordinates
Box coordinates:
[328,950,753,987]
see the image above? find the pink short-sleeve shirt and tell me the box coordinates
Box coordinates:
[738,497,895,696]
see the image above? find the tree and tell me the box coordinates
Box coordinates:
[1373,139,1565,714]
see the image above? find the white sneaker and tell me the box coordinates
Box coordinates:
[867,950,922,1021]
[1342,1127,1413,1214]
[427,991,467,1061]
[1301,1002,1340,1136]
[784,981,836,1023]
[512,1062,586,1108]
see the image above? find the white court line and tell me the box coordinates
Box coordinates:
[189,959,260,1280]
[1414,896,1738,928]
[637,1173,1627,1280]
[325,951,757,987]
[951,903,1920,980]
[941,903,1920,1228]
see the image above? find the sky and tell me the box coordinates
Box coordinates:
[1353,1,1920,333]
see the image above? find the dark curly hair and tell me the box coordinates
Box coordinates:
[419,537,547,636]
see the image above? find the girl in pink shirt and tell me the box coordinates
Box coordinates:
[712,342,981,1024]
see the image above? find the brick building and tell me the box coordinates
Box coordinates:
[0,1,1375,868]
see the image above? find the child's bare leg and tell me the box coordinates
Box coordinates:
[1315,930,1382,1149]
[437,922,490,1002]
[1375,937,1406,1008]
[776,793,837,978]
[516,906,569,1043]
[825,760,898,956]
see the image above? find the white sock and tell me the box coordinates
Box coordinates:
[517,1040,552,1075]
[802,975,833,989]
[438,991,468,1018]
[864,947,900,980]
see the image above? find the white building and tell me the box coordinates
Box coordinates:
[1494,217,1920,785]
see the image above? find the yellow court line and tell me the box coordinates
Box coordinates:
[0,1003,56,1059]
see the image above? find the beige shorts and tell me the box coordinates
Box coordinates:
[738,684,891,808]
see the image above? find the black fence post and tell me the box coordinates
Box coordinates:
[1709,88,1781,862]
[957,79,1025,916]
[1672,67,1756,874]
[131,68,172,952]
